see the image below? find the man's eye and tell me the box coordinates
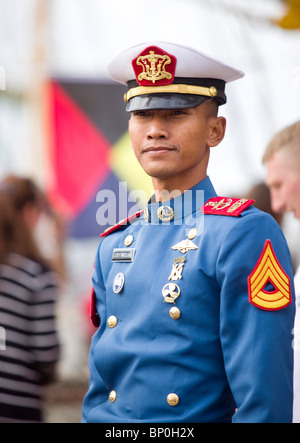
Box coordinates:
[133,111,148,117]
[171,110,186,116]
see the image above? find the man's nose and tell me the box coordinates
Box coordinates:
[146,119,169,140]
[270,191,286,214]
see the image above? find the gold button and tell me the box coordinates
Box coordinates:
[169,307,181,320]
[167,393,179,407]
[188,228,198,240]
[209,86,218,97]
[124,235,134,247]
[107,315,118,328]
[109,390,117,403]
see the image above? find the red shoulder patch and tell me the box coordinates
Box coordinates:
[100,210,145,238]
[201,197,255,217]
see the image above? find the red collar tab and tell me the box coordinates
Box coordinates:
[132,45,177,86]
[202,197,255,217]
[100,209,145,238]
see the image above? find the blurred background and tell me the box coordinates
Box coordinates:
[0,0,300,422]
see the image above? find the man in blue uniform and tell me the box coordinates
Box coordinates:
[82,41,295,423]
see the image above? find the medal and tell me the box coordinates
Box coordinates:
[168,257,186,281]
[162,283,181,304]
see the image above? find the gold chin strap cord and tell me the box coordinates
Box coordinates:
[124,84,218,103]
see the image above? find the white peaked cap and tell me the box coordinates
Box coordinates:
[108,41,244,111]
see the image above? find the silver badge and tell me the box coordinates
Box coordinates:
[113,272,125,294]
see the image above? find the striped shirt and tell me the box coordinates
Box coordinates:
[0,253,60,423]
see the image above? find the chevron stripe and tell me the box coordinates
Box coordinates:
[248,240,292,311]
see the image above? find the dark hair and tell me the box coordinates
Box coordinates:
[0,175,48,264]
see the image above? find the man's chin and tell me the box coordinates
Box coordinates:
[143,167,174,180]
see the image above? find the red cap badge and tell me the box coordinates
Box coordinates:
[132,46,177,86]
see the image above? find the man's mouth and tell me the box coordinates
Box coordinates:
[142,145,177,153]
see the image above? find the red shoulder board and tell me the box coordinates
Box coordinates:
[100,209,145,238]
[201,197,255,217]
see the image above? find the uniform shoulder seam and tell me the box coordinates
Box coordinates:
[100,209,145,238]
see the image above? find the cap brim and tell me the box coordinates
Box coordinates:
[126,93,209,112]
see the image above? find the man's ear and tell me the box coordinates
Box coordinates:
[207,116,226,148]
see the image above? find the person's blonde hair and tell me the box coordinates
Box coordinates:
[263,120,300,163]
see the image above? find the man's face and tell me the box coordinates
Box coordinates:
[266,149,300,219]
[128,103,225,191]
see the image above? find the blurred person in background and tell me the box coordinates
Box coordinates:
[264,121,300,220]
[244,182,283,227]
[263,120,300,422]
[0,175,60,423]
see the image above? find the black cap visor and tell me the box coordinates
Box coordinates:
[126,93,211,112]
[126,77,226,112]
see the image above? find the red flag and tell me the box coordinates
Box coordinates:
[47,81,111,218]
